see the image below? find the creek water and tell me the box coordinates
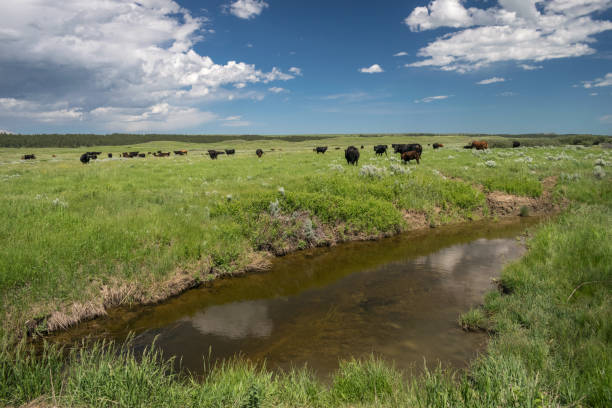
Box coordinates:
[50,217,541,378]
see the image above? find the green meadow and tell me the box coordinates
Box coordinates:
[1,134,611,407]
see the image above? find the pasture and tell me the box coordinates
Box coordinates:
[0,134,611,407]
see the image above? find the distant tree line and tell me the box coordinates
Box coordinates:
[0,132,608,148]
[0,133,334,148]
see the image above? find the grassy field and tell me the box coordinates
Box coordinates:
[0,134,611,406]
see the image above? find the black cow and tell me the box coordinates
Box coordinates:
[174,150,187,156]
[361,145,364,149]
[374,145,388,156]
[345,146,360,165]
[401,151,420,164]
[225,149,236,155]
[393,143,423,155]
[108,153,113,158]
[314,146,328,154]
[513,141,521,148]
[80,153,90,164]
[21,154,36,160]
[433,143,443,149]
[256,149,264,158]
[208,150,225,159]
[138,153,146,158]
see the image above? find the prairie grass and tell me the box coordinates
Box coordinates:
[0,135,611,406]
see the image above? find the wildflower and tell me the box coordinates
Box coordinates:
[485,160,497,168]
[593,165,606,179]
[278,186,285,196]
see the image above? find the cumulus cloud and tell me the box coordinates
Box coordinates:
[582,72,612,88]
[477,77,506,85]
[289,67,303,76]
[227,0,269,20]
[394,51,409,57]
[0,0,293,131]
[519,64,544,70]
[600,114,612,123]
[268,87,287,93]
[405,0,612,72]
[414,95,452,103]
[359,64,384,74]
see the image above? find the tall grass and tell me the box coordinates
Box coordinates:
[1,203,610,407]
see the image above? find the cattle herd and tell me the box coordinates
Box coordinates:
[20,140,496,166]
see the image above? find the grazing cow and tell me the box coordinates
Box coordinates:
[374,145,388,156]
[401,150,420,164]
[128,151,139,158]
[225,149,235,155]
[138,153,146,158]
[392,143,423,155]
[471,141,488,150]
[80,153,90,164]
[21,154,36,160]
[361,145,364,149]
[433,143,444,149]
[208,150,225,159]
[271,148,275,151]
[513,141,521,148]
[345,146,360,165]
[154,151,170,157]
[314,146,328,154]
[174,150,188,156]
[463,144,473,149]
[256,149,264,158]
[108,153,113,158]
[334,147,341,150]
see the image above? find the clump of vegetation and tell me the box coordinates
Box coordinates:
[359,164,386,178]
[485,160,497,168]
[519,205,529,217]
[593,165,606,179]
[458,307,487,331]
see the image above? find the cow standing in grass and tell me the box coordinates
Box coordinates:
[21,154,36,160]
[401,151,420,164]
[256,149,264,158]
[513,141,521,148]
[433,143,444,149]
[470,141,488,150]
[374,145,388,156]
[345,146,360,165]
[314,146,328,154]
[225,149,235,155]
[393,143,423,156]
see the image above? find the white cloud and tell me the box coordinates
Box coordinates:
[289,67,303,76]
[394,51,409,57]
[405,0,612,72]
[414,95,452,103]
[223,115,242,121]
[0,129,13,134]
[590,92,599,96]
[600,114,612,123]
[0,1,293,131]
[519,64,544,70]
[499,91,518,96]
[268,87,287,93]
[582,73,612,88]
[477,77,506,85]
[359,64,384,74]
[228,0,269,20]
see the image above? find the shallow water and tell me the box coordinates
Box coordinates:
[50,217,541,378]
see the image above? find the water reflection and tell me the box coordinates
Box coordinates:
[48,217,542,379]
[188,301,273,339]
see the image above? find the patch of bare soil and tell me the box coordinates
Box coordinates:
[402,210,430,230]
[486,176,565,217]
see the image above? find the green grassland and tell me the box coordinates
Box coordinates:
[0,134,611,407]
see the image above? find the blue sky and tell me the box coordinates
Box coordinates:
[0,0,611,135]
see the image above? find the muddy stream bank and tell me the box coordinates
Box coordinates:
[47,216,543,379]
